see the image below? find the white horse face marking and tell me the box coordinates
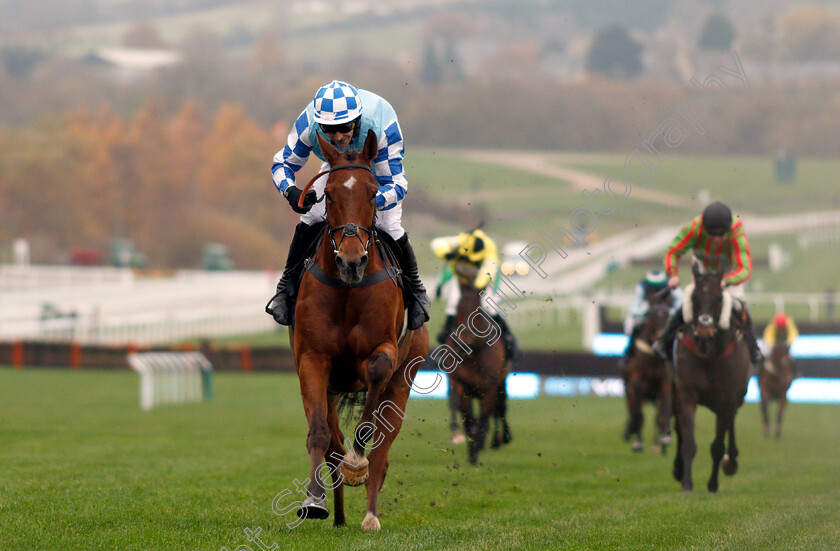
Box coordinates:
[343,176,357,190]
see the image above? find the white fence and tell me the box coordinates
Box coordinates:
[0,265,832,347]
[507,290,836,347]
[0,265,278,345]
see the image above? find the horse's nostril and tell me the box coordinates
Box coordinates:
[360,254,368,265]
[698,314,714,327]
[335,256,345,267]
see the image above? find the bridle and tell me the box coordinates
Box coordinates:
[301,162,401,290]
[320,163,376,256]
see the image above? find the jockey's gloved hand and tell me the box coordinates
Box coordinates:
[285,187,317,214]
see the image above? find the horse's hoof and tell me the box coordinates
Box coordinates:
[297,495,329,520]
[707,480,719,493]
[632,441,644,453]
[491,434,501,449]
[468,448,478,465]
[361,512,381,531]
[722,455,738,476]
[340,451,369,487]
[660,434,672,446]
[450,430,466,445]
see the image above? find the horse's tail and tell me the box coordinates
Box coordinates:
[337,390,368,424]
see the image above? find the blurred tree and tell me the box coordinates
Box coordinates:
[1,47,44,78]
[777,5,840,61]
[122,21,170,49]
[698,13,735,51]
[248,32,286,75]
[443,40,464,83]
[586,25,644,79]
[420,42,444,85]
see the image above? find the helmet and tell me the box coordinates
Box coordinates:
[701,201,732,236]
[774,312,788,327]
[642,269,668,293]
[312,80,362,124]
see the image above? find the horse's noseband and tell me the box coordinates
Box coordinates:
[697,314,714,327]
[329,223,373,256]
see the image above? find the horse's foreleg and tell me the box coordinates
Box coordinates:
[492,380,511,447]
[325,395,347,527]
[361,379,410,531]
[658,373,673,450]
[297,358,332,519]
[707,413,732,493]
[361,336,424,532]
[471,388,496,462]
[674,396,697,492]
[629,378,647,452]
[776,394,787,439]
[457,388,478,463]
[759,390,771,438]
[341,346,397,488]
[722,419,739,476]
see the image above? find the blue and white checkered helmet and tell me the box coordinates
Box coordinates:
[312,80,363,124]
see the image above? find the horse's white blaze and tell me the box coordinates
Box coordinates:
[343,176,357,190]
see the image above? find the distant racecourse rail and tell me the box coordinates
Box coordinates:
[1,341,838,380]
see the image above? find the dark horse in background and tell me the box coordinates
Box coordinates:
[444,262,512,464]
[290,130,429,530]
[758,325,796,439]
[622,288,673,454]
[671,258,751,492]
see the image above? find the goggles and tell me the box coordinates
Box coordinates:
[319,120,357,135]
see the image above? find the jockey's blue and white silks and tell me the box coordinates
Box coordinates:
[272,89,408,212]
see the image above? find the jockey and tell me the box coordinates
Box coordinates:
[618,269,683,370]
[763,312,799,348]
[265,80,430,330]
[653,201,763,364]
[431,228,520,362]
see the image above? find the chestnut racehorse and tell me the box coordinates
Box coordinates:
[758,324,796,439]
[290,130,429,530]
[622,288,673,454]
[671,258,751,492]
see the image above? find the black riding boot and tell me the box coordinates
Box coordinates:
[437,314,456,345]
[492,314,521,363]
[653,309,684,364]
[396,233,431,330]
[266,223,313,326]
[739,305,764,364]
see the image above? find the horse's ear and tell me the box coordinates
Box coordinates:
[317,132,341,165]
[361,129,378,165]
